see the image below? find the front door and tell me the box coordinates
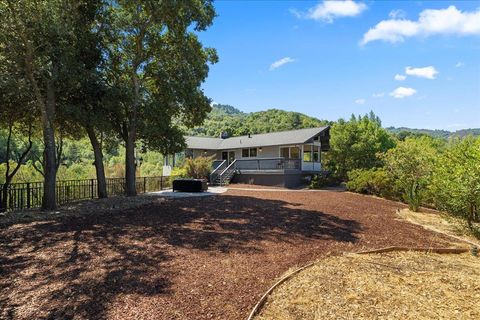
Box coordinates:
[228,151,235,165]
[222,151,235,165]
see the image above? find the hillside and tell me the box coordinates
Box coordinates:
[386,127,480,139]
[188,104,330,137]
[188,104,479,139]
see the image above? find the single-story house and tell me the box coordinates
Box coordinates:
[184,126,330,188]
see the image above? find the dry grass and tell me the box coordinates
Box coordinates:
[397,208,480,246]
[256,251,480,320]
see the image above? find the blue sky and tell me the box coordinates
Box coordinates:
[199,1,480,130]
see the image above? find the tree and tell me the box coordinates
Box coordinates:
[104,1,218,196]
[383,136,437,211]
[0,60,35,211]
[327,113,395,179]
[431,137,480,229]
[0,0,103,209]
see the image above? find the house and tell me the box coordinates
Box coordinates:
[184,126,330,188]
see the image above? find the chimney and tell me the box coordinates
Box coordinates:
[220,131,229,139]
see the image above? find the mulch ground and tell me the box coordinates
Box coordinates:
[0,188,459,320]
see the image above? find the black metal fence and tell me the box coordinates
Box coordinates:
[0,176,176,212]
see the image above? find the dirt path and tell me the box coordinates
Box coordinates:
[0,189,458,320]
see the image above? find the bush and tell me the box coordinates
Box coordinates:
[431,137,480,229]
[309,171,339,189]
[382,137,437,211]
[183,156,214,179]
[346,168,397,198]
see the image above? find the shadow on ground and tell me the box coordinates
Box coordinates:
[0,194,360,320]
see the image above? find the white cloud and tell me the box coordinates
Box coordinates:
[355,98,366,105]
[394,74,406,81]
[390,87,417,98]
[405,66,438,79]
[296,1,367,23]
[361,6,480,45]
[389,9,406,19]
[455,61,465,67]
[269,57,295,71]
[372,92,385,98]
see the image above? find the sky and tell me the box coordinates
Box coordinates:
[199,0,480,130]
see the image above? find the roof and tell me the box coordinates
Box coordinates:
[185,127,329,150]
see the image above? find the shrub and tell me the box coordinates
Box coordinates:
[346,168,397,198]
[309,171,340,189]
[431,137,480,229]
[183,156,214,179]
[382,137,437,211]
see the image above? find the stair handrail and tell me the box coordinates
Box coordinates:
[219,159,237,185]
[210,160,226,183]
[220,159,236,176]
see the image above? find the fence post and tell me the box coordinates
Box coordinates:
[143,177,146,193]
[160,176,164,190]
[90,179,94,199]
[26,183,31,209]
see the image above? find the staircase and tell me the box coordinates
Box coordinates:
[210,160,236,186]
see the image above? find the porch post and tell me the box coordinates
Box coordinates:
[300,144,304,171]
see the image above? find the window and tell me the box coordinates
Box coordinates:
[290,147,300,159]
[280,147,289,158]
[242,148,257,158]
[303,145,312,162]
[313,151,319,162]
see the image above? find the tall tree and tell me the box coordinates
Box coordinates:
[327,113,395,179]
[104,1,217,196]
[0,58,35,211]
[0,0,104,209]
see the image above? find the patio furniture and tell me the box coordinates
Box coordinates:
[173,179,208,192]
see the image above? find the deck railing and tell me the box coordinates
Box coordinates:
[234,158,301,171]
[0,176,176,212]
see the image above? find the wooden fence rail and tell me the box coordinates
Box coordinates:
[0,176,176,212]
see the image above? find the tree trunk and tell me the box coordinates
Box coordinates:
[86,126,108,198]
[125,131,136,196]
[24,41,57,211]
[125,73,140,196]
[0,123,33,212]
[41,79,57,210]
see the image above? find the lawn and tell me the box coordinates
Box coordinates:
[0,188,459,320]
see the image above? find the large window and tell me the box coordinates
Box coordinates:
[290,147,300,159]
[242,148,257,158]
[280,147,300,159]
[303,145,312,162]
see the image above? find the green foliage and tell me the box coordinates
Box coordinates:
[327,112,396,179]
[383,137,437,211]
[387,127,480,140]
[346,168,397,199]
[183,156,214,179]
[309,171,339,189]
[188,105,330,137]
[431,137,480,228]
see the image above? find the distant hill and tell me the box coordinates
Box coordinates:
[386,127,480,139]
[187,104,479,139]
[188,104,330,137]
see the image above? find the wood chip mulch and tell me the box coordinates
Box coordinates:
[0,189,460,320]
